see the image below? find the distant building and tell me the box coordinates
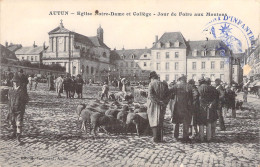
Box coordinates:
[6,42,22,53]
[245,36,260,77]
[110,48,151,81]
[15,42,48,64]
[42,21,113,81]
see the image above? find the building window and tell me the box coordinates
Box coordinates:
[27,56,29,60]
[175,52,179,58]
[192,50,197,57]
[174,41,179,47]
[211,61,215,69]
[192,62,196,70]
[165,62,170,70]
[22,57,24,60]
[211,50,215,56]
[144,62,147,67]
[157,42,161,48]
[166,52,169,59]
[126,62,128,67]
[144,54,147,58]
[165,42,170,48]
[156,52,160,59]
[31,56,34,61]
[73,66,76,75]
[175,74,179,80]
[232,67,235,74]
[201,62,205,69]
[156,63,160,70]
[220,61,224,69]
[131,62,134,67]
[91,67,94,74]
[220,74,224,81]
[86,66,89,74]
[165,74,169,81]
[132,55,135,59]
[175,62,179,70]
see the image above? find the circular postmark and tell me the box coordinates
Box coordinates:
[203,15,256,54]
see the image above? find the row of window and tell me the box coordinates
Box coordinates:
[156,62,179,70]
[192,61,225,70]
[156,52,179,59]
[21,56,38,61]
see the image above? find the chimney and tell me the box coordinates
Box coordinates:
[155,35,158,43]
[206,37,209,41]
[122,46,125,50]
[5,41,8,47]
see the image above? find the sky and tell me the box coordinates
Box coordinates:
[0,0,259,50]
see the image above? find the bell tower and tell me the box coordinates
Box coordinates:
[97,25,104,42]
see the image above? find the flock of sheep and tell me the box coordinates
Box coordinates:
[76,91,150,136]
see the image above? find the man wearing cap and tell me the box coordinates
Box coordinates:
[197,77,219,142]
[7,73,29,144]
[215,78,226,131]
[170,76,193,142]
[147,71,170,143]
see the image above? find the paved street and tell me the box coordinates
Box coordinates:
[0,83,259,167]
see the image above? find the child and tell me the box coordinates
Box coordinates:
[101,82,109,100]
[7,73,28,144]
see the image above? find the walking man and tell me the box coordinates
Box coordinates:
[7,73,29,144]
[147,71,170,143]
[215,78,226,131]
[75,74,84,98]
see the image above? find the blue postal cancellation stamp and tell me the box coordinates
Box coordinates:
[203,15,256,63]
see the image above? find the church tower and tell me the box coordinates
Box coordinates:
[97,25,104,43]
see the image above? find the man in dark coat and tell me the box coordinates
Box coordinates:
[215,78,226,131]
[197,78,219,142]
[224,85,237,118]
[147,71,170,143]
[7,73,29,144]
[70,76,76,98]
[170,76,193,142]
[63,74,72,98]
[18,69,28,93]
[47,73,55,91]
[188,79,199,139]
[75,74,84,98]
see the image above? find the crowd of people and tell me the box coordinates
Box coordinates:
[4,68,257,145]
[147,71,239,143]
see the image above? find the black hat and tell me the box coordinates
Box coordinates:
[149,71,158,79]
[12,73,21,82]
[188,79,195,85]
[215,78,221,83]
[178,76,187,82]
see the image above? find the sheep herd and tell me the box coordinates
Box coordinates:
[76,96,150,137]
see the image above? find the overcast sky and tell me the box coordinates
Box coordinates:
[1,0,259,50]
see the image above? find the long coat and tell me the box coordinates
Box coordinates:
[147,80,169,127]
[55,77,63,93]
[197,84,219,125]
[170,83,193,124]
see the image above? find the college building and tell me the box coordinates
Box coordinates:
[41,21,242,84]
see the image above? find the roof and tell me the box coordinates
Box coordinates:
[15,46,45,55]
[152,32,187,49]
[7,44,22,52]
[186,40,232,57]
[110,49,151,60]
[0,44,18,60]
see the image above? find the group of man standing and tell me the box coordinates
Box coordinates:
[147,71,231,143]
[55,74,84,99]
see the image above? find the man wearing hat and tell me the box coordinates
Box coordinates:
[7,73,29,144]
[147,71,170,143]
[215,78,226,131]
[170,76,194,142]
[197,77,219,142]
[76,74,84,98]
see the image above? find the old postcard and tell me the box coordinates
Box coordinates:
[0,0,259,166]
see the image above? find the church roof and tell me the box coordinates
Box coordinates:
[152,32,187,49]
[15,46,45,55]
